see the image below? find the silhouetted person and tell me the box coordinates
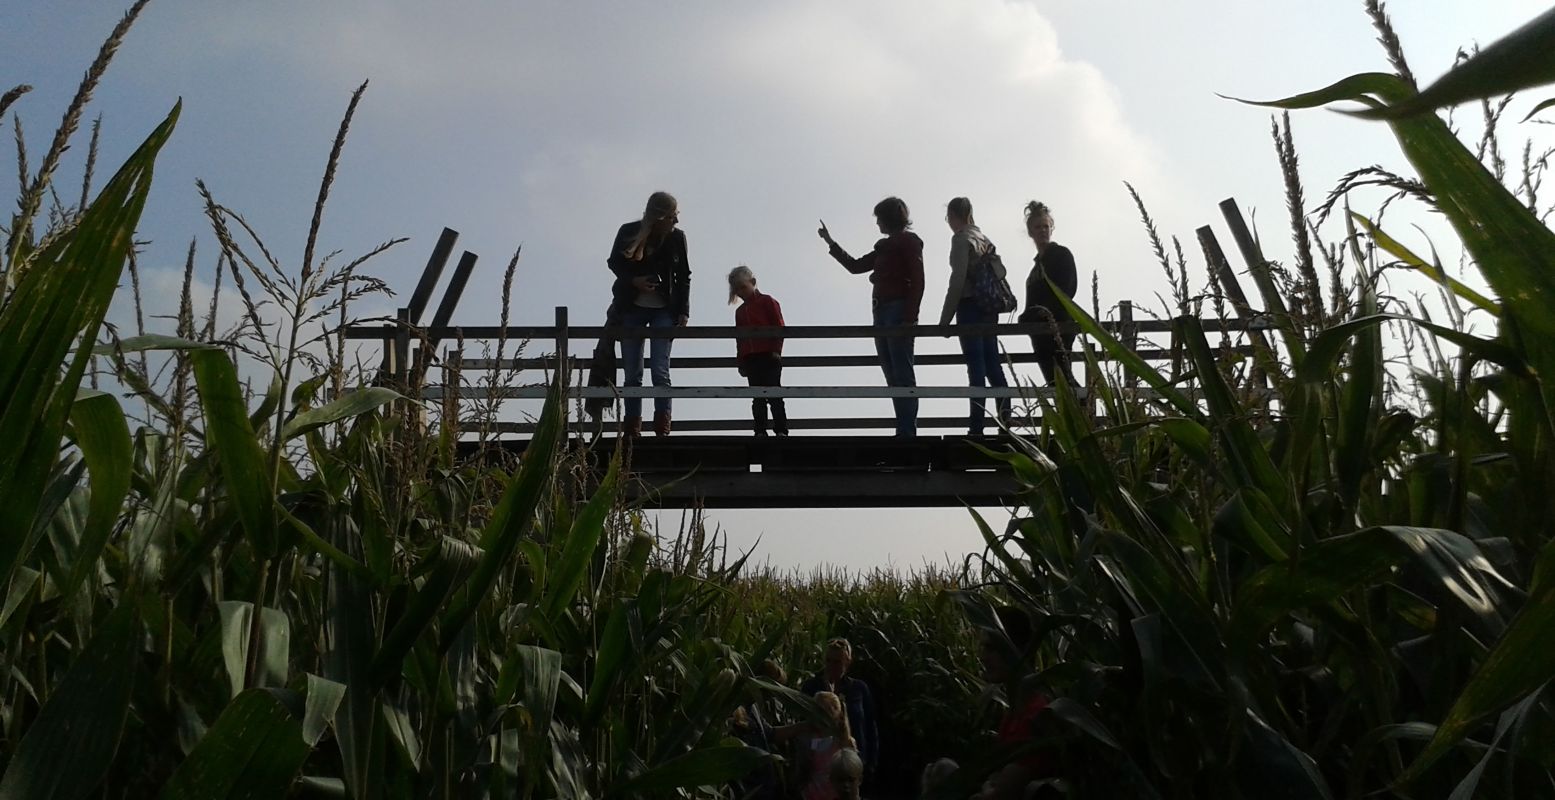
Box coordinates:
[819,197,925,437]
[608,191,690,436]
[729,265,788,436]
[1019,201,1077,386]
[801,638,880,786]
[939,196,1012,435]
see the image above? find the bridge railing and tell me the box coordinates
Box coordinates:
[342,303,1270,435]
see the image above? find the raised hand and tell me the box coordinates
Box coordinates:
[817,219,834,245]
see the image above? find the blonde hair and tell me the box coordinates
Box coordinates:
[813,691,856,749]
[830,748,864,781]
[825,637,852,659]
[727,265,755,305]
[623,191,678,261]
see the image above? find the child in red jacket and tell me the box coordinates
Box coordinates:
[729,266,788,436]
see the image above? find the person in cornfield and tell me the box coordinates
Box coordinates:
[801,638,881,789]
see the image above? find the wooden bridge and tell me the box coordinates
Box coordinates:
[343,199,1277,509]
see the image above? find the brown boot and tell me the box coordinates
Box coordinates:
[624,416,642,438]
[653,411,672,437]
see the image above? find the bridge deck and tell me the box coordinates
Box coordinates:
[464,434,1031,508]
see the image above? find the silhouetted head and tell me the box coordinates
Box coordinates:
[727,265,756,304]
[1025,200,1054,249]
[823,637,853,684]
[830,749,865,800]
[946,196,974,233]
[873,196,911,234]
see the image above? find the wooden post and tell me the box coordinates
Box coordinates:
[394,307,411,388]
[1198,223,1275,392]
[555,306,571,430]
[1118,300,1137,391]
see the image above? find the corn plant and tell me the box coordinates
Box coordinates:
[954,5,1555,797]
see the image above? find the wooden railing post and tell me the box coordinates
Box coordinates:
[555,305,571,428]
[1118,300,1137,391]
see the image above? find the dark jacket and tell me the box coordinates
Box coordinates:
[1020,243,1077,323]
[799,673,879,776]
[827,231,926,321]
[608,221,692,319]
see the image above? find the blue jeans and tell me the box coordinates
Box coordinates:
[619,305,674,418]
[957,297,1011,434]
[873,298,918,437]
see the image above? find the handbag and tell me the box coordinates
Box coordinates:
[969,239,1018,315]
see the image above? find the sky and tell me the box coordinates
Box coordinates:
[7,0,1551,573]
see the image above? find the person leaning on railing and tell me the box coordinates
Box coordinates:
[1019,201,1078,386]
[817,197,925,438]
[607,191,691,437]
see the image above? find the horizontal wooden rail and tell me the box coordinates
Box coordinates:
[456,345,1256,372]
[344,317,1270,342]
[490,415,1060,434]
[424,385,1094,401]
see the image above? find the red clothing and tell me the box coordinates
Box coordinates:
[827,231,925,321]
[997,691,1056,776]
[735,291,785,361]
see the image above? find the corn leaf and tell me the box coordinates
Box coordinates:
[0,602,139,800]
[1354,7,1555,119]
[61,392,132,597]
[0,103,179,588]
[280,387,401,441]
[157,688,312,800]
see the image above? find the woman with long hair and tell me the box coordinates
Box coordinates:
[607,191,690,436]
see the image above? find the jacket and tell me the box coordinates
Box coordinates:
[734,291,785,360]
[827,231,925,321]
[608,221,691,319]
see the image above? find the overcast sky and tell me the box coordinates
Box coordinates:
[8,1,1550,572]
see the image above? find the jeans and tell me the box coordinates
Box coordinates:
[957,297,1011,434]
[872,298,918,437]
[1024,308,1077,385]
[742,352,788,435]
[619,305,674,418]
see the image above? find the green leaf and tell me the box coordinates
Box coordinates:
[1406,536,1555,780]
[157,689,312,800]
[611,744,770,796]
[0,602,139,800]
[218,601,291,697]
[542,455,619,619]
[280,387,401,441]
[192,349,279,558]
[302,674,347,748]
[1048,280,1198,416]
[1355,8,1555,119]
[368,537,478,690]
[1523,96,1555,122]
[1348,213,1500,315]
[0,103,180,588]
[438,379,564,645]
[90,333,215,355]
[61,392,132,596]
